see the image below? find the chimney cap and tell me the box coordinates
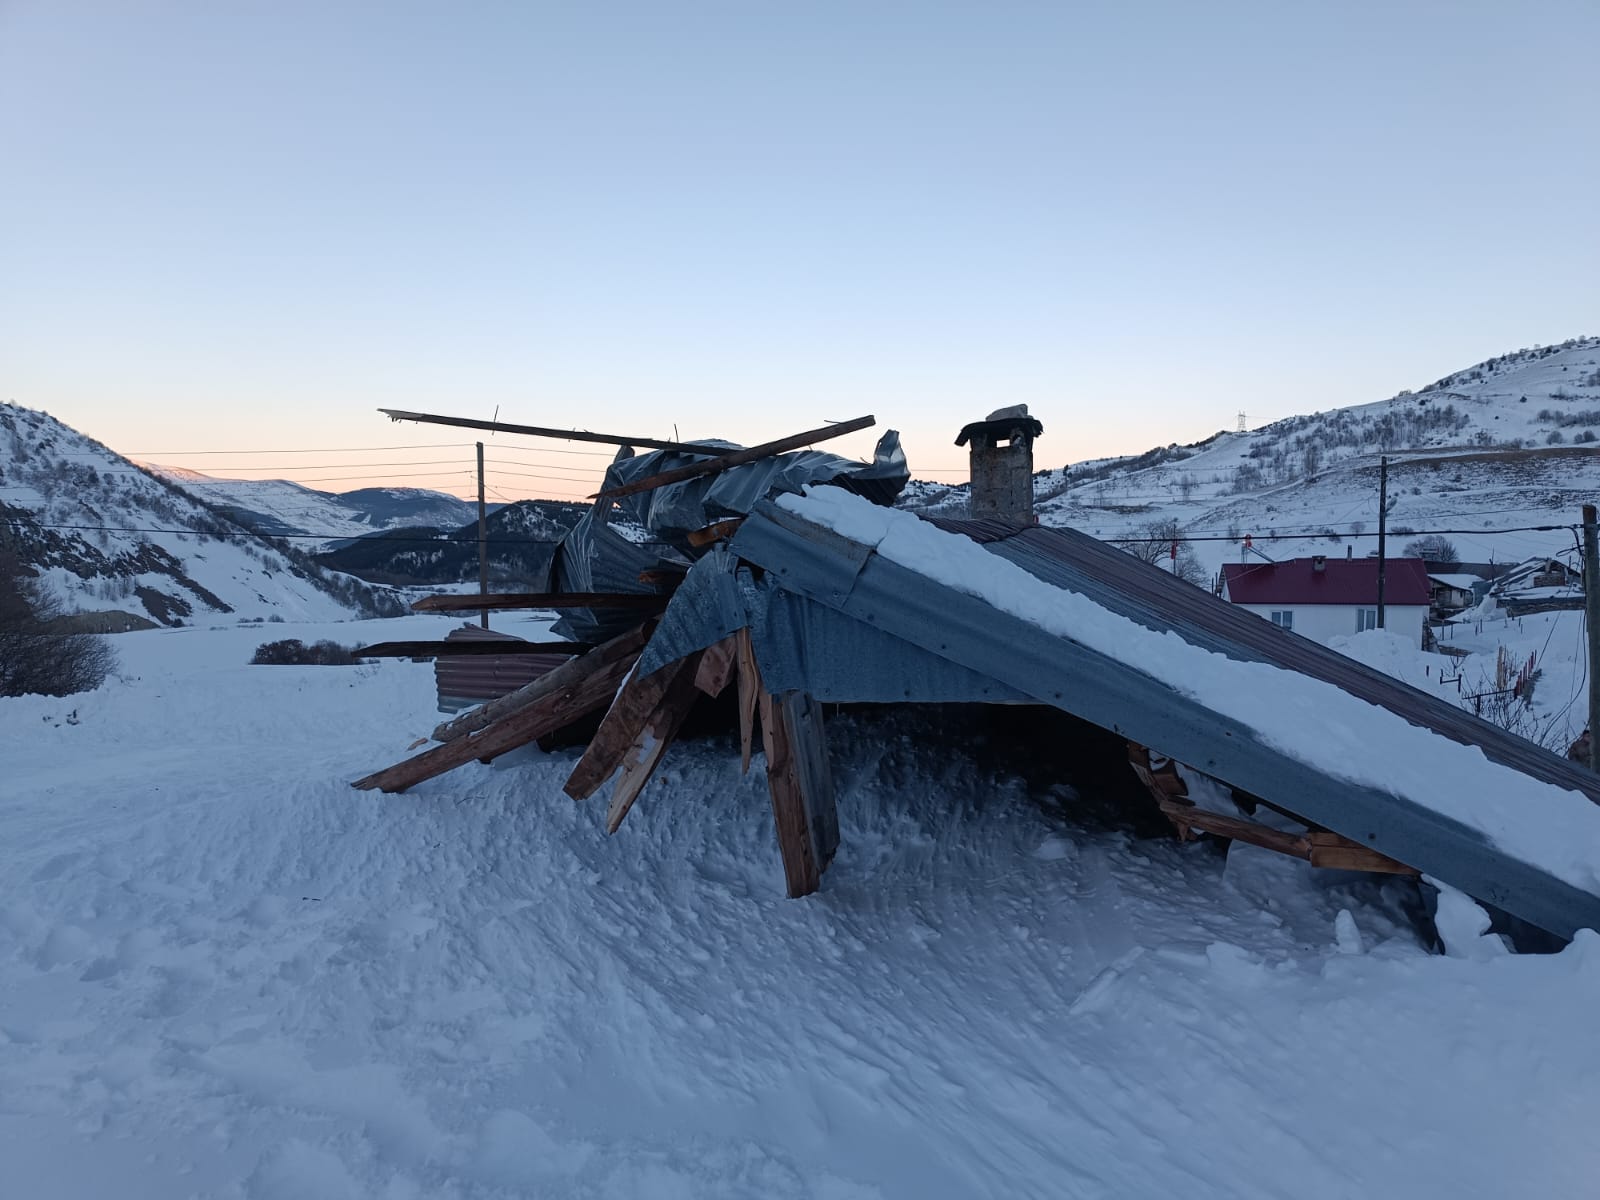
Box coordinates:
[956,409,1045,447]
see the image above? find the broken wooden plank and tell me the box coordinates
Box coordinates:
[1129,742,1418,876]
[592,415,876,501]
[431,623,653,743]
[411,592,668,614]
[563,651,704,802]
[693,634,738,698]
[637,568,687,589]
[378,408,739,456]
[734,627,761,774]
[780,691,839,871]
[759,688,835,897]
[355,639,590,659]
[1304,830,1420,875]
[351,640,645,793]
[686,518,744,548]
[603,658,704,833]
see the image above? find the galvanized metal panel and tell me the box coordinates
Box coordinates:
[434,624,570,713]
[634,543,1032,702]
[731,501,1600,940]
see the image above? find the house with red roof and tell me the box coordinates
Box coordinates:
[1219,555,1431,648]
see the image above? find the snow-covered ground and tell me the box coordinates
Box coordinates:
[5,618,1600,1197]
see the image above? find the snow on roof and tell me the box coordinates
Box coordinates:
[772,486,1600,911]
[1428,574,1482,591]
[1221,558,1431,607]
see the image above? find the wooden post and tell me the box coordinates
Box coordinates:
[734,628,761,774]
[758,688,838,897]
[1585,504,1600,772]
[477,441,489,629]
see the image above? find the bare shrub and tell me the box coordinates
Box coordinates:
[250,638,366,666]
[0,554,117,697]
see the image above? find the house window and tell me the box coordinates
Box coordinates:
[1270,610,1294,630]
[1357,608,1378,632]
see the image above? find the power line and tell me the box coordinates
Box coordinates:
[1,516,1578,548]
[117,443,474,455]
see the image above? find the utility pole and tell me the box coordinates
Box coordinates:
[1376,456,1388,629]
[476,442,489,629]
[1584,504,1600,771]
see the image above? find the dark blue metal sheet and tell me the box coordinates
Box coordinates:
[729,500,1600,940]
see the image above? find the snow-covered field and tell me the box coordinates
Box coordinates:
[4,618,1600,1198]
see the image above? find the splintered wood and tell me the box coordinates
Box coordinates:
[350,626,650,793]
[563,651,706,807]
[759,689,839,896]
[1126,743,1418,877]
[563,633,741,831]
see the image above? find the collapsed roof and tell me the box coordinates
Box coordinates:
[360,450,1600,941]
[542,432,908,643]
[628,488,1600,939]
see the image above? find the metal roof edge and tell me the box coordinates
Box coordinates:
[730,501,1600,939]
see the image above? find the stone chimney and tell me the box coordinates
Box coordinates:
[956,405,1044,524]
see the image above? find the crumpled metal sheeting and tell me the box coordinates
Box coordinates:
[544,430,908,644]
[633,545,1030,704]
[547,515,684,644]
[605,431,909,542]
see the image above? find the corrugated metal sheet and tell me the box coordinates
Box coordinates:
[543,431,909,646]
[719,500,1600,940]
[434,624,571,713]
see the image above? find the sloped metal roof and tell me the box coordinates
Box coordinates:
[649,499,1600,940]
[1221,557,1431,606]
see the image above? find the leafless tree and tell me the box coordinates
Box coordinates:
[1115,519,1209,588]
[0,554,117,697]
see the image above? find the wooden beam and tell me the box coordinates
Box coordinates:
[592,415,876,501]
[354,640,590,659]
[759,688,838,897]
[378,408,738,456]
[603,658,704,833]
[410,592,668,613]
[431,623,652,743]
[563,652,704,802]
[686,518,744,548]
[1129,742,1418,876]
[693,634,738,697]
[350,639,645,793]
[734,627,761,774]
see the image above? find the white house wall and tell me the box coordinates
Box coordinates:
[1231,602,1428,647]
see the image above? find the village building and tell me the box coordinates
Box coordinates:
[1219,556,1431,647]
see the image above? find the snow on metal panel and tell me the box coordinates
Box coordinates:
[727,499,1600,939]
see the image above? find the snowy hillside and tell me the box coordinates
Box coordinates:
[315,499,587,586]
[0,403,404,626]
[907,336,1600,580]
[144,468,485,546]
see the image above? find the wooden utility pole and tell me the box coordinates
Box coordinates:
[1584,504,1600,771]
[476,442,489,629]
[1376,456,1388,629]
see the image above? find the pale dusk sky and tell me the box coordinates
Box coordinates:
[2,1,1595,500]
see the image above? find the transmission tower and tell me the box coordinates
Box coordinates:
[1236,412,1248,433]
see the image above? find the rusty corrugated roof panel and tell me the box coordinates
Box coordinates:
[435,624,572,713]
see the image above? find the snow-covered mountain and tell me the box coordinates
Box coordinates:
[0,403,406,627]
[906,335,1600,579]
[141,468,485,545]
[314,498,588,586]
